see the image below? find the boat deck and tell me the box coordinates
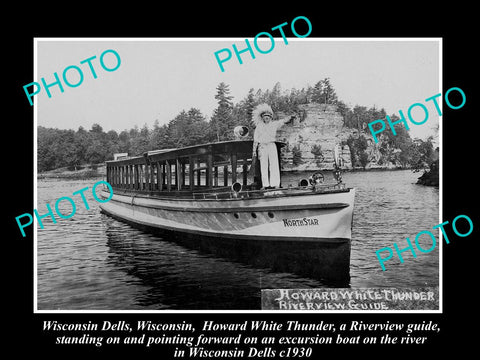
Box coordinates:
[109,182,349,200]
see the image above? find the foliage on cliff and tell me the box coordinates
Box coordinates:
[344,135,369,169]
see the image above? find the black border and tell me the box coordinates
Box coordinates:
[9,7,478,357]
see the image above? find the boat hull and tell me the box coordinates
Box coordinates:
[99,189,354,241]
[99,188,355,283]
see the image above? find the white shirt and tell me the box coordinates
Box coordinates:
[253,120,285,143]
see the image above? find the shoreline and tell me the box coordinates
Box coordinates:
[38,165,106,180]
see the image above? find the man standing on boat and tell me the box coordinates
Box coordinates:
[252,103,295,189]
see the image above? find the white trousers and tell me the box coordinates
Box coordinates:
[258,142,280,188]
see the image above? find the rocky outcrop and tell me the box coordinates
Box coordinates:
[416,160,439,186]
[275,103,404,171]
[276,103,352,171]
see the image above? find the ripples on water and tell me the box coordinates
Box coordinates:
[36,170,439,310]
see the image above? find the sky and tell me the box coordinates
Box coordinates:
[35,38,441,140]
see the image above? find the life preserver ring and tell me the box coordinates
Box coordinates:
[309,172,324,185]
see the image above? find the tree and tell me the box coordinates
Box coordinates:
[85,139,108,164]
[105,130,120,158]
[345,134,369,169]
[37,127,62,171]
[90,123,104,135]
[130,123,151,155]
[210,82,235,141]
[118,130,131,153]
[231,88,257,136]
[355,136,369,169]
[245,88,256,119]
[244,88,257,131]
[59,129,79,168]
[311,144,324,167]
[84,123,109,163]
[312,80,324,104]
[160,108,211,148]
[283,88,302,112]
[269,82,282,110]
[351,106,368,130]
[409,137,435,172]
[186,108,210,145]
[167,108,210,147]
[149,120,169,150]
[312,78,338,105]
[322,78,338,105]
[291,145,303,166]
[74,126,89,164]
[215,82,234,108]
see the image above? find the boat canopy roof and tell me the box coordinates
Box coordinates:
[106,140,285,166]
[105,140,286,193]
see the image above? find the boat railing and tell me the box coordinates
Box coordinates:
[105,140,263,194]
[104,140,349,200]
[191,182,347,200]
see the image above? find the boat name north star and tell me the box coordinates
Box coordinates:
[283,217,319,227]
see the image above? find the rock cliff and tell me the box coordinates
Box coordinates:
[276,103,351,171]
[275,103,403,171]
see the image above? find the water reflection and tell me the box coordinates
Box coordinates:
[103,216,323,310]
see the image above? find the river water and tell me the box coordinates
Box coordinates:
[36,170,439,310]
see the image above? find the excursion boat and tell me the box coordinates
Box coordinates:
[99,140,355,283]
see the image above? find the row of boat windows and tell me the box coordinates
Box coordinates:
[233,212,275,219]
[107,161,250,190]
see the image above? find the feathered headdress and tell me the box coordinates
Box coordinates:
[252,103,273,127]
